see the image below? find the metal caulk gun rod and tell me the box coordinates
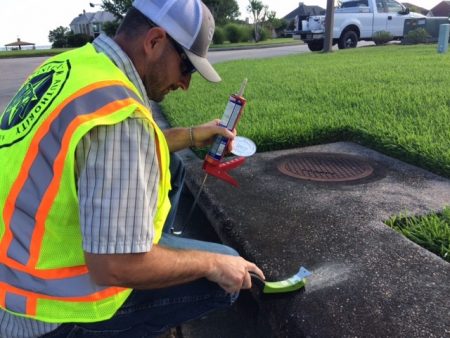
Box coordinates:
[238,78,248,96]
[172,173,208,235]
[173,78,247,235]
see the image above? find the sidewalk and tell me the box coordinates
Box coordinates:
[153,104,450,337]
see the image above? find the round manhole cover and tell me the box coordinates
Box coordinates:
[277,153,374,182]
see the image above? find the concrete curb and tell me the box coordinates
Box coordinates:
[182,142,450,337]
[209,41,303,52]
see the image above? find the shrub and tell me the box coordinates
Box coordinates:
[66,33,92,48]
[258,28,271,41]
[402,28,431,44]
[51,40,66,48]
[240,25,253,42]
[213,26,225,45]
[102,21,120,37]
[372,30,393,45]
[224,23,244,43]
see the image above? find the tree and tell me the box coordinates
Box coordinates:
[203,0,240,25]
[66,32,93,48]
[266,12,287,37]
[265,10,278,37]
[247,0,266,42]
[99,0,241,26]
[102,21,121,37]
[48,26,69,48]
[100,0,132,20]
[93,0,130,37]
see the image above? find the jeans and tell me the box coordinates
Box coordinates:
[42,154,239,338]
[163,153,186,233]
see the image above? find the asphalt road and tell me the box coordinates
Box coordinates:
[0,42,377,111]
[208,44,311,63]
[0,44,316,111]
[0,57,47,112]
[208,41,374,63]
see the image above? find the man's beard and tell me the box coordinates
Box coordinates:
[144,77,166,103]
[143,53,171,103]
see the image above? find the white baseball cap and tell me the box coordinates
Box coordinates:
[132,0,221,83]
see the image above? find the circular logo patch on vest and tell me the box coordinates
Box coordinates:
[0,60,70,148]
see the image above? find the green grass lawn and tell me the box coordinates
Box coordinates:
[386,207,450,262]
[161,44,450,262]
[0,48,69,58]
[162,44,450,178]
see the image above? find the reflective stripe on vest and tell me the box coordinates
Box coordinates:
[0,81,143,316]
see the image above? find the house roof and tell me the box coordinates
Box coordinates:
[429,1,450,16]
[70,10,115,26]
[4,38,35,47]
[91,11,116,22]
[283,2,325,21]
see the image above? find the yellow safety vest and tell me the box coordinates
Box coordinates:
[0,43,171,323]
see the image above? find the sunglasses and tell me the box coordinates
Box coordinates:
[167,35,196,76]
[146,18,196,76]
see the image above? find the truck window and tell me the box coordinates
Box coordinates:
[385,0,403,13]
[376,0,404,13]
[340,0,368,8]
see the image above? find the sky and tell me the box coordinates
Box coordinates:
[0,0,442,47]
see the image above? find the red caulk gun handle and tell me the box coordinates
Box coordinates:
[203,156,246,187]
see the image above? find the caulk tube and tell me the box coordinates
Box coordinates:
[205,79,248,165]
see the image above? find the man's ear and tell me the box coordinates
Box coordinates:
[143,27,167,57]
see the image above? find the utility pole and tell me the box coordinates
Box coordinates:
[323,0,335,52]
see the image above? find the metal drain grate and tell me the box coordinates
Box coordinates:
[277,153,374,182]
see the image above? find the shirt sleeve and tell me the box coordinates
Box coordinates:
[75,115,160,254]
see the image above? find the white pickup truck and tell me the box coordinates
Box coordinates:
[296,0,425,51]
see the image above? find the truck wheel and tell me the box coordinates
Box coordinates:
[307,40,323,51]
[338,30,358,49]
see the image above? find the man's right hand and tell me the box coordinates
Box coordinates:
[85,245,264,293]
[206,254,265,293]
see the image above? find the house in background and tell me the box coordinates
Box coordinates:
[70,10,115,38]
[428,1,450,16]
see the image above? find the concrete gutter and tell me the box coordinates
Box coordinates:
[180,142,450,337]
